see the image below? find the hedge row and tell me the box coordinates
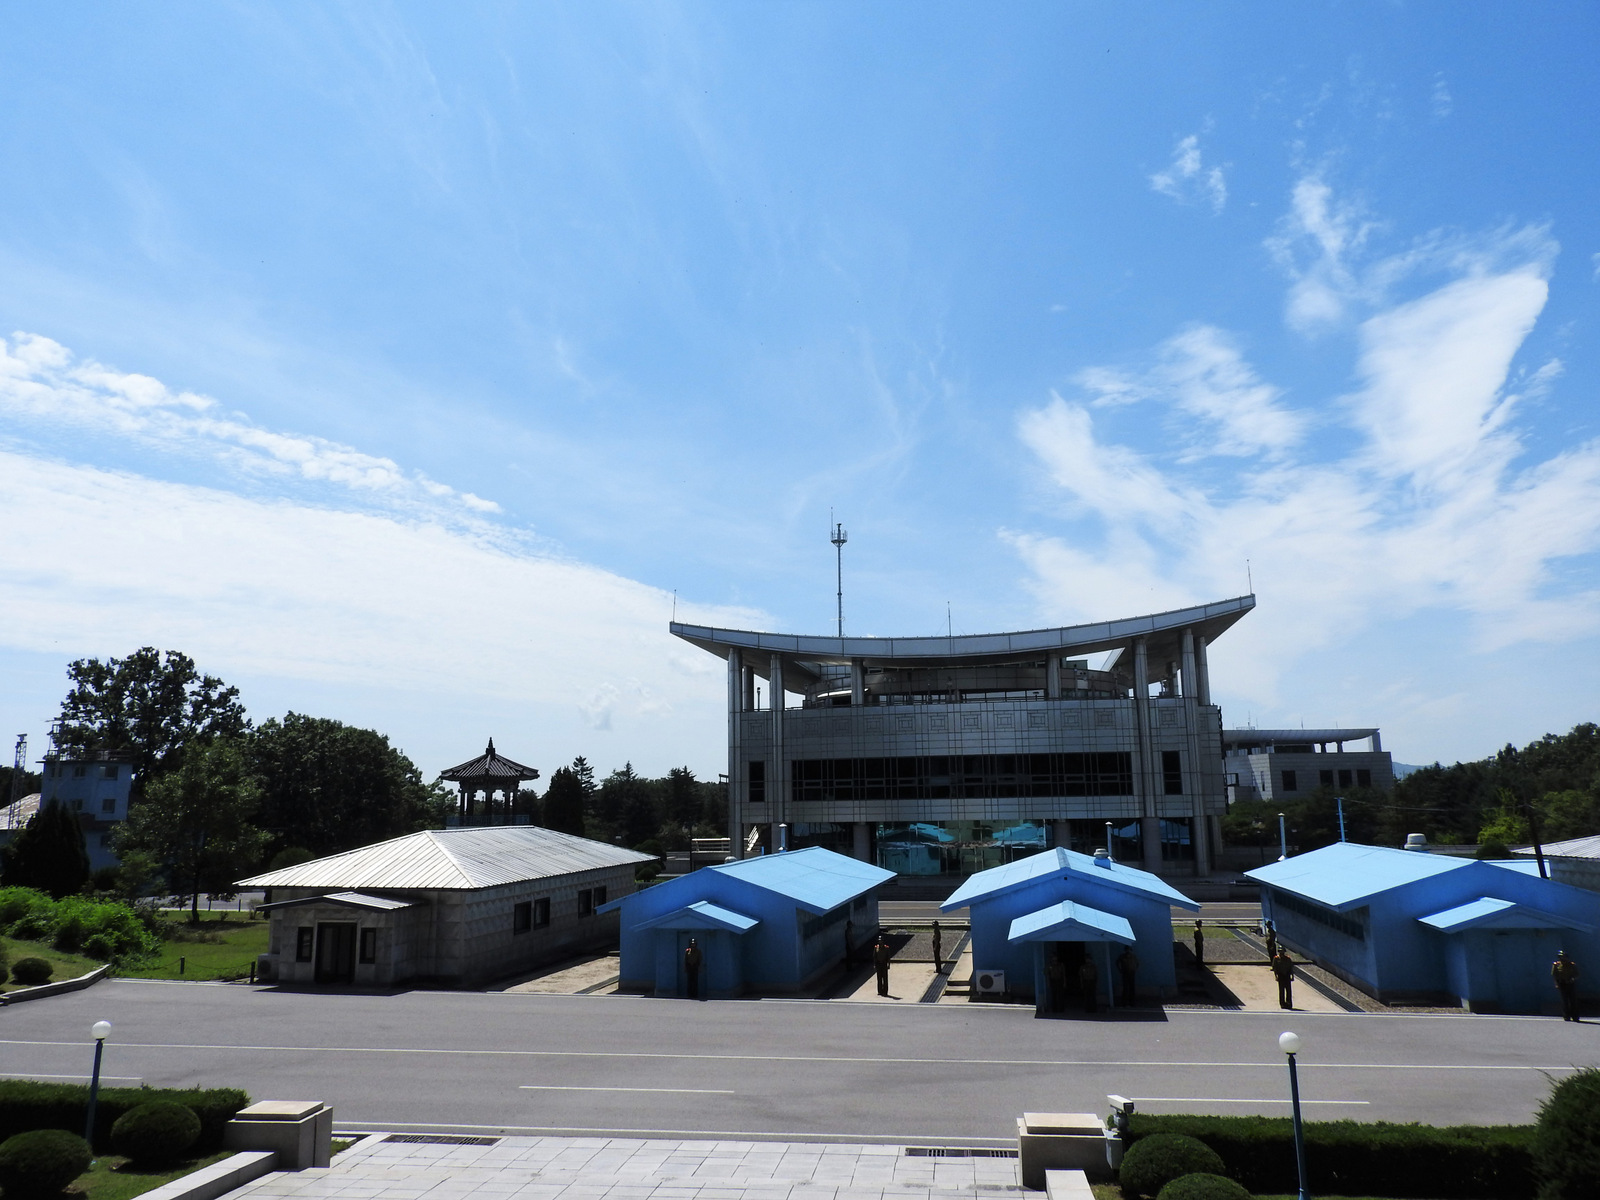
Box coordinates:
[1127,1114,1535,1199]
[0,1080,249,1153]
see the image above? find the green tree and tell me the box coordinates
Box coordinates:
[1477,790,1531,846]
[116,739,268,920]
[56,649,249,796]
[541,767,586,836]
[0,800,91,898]
[248,713,450,858]
[664,767,700,834]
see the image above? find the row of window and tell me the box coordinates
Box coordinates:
[758,753,1146,802]
[295,926,379,963]
[66,798,119,813]
[1279,768,1372,793]
[1269,889,1366,941]
[47,764,122,779]
[513,887,607,934]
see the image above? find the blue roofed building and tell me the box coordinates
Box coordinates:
[1248,840,1600,1013]
[942,846,1200,1006]
[601,846,895,997]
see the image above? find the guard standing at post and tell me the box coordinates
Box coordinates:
[931,920,943,974]
[1272,949,1295,1010]
[1079,955,1099,1013]
[1116,946,1140,1007]
[873,934,892,996]
[1264,920,1278,961]
[1553,950,1581,1021]
[683,937,703,1000]
[1193,919,1205,966]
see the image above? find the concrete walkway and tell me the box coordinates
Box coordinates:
[230,1134,1027,1200]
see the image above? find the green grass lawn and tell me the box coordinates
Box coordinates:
[118,913,269,981]
[0,935,104,993]
[72,1151,231,1200]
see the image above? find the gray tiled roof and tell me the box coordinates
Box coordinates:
[238,827,655,891]
[439,738,539,782]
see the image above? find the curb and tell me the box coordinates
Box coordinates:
[0,963,112,1005]
[126,1150,279,1200]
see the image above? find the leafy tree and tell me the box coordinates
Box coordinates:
[541,767,586,836]
[1540,789,1600,842]
[1477,790,1531,846]
[56,649,249,795]
[0,801,90,898]
[116,739,268,920]
[247,713,450,858]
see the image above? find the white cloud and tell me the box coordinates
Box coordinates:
[1265,174,1374,332]
[1015,229,1600,714]
[0,332,500,515]
[1149,134,1227,214]
[1431,73,1453,119]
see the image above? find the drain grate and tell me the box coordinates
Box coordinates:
[904,1148,1018,1158]
[384,1133,501,1146]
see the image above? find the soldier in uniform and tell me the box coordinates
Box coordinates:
[1079,955,1099,1013]
[1193,919,1205,966]
[873,934,892,997]
[1263,920,1278,961]
[1553,950,1581,1021]
[931,920,944,974]
[1117,946,1140,1007]
[1272,949,1295,1010]
[683,937,703,1000]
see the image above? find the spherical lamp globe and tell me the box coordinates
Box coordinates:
[1278,1031,1302,1055]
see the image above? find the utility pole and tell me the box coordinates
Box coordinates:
[830,514,848,637]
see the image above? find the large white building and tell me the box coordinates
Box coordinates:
[671,595,1253,878]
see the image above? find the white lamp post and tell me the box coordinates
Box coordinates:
[85,1020,112,1147]
[1279,1031,1310,1200]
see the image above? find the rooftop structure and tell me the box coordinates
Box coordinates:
[439,739,539,825]
[671,595,1254,878]
[1223,727,1393,803]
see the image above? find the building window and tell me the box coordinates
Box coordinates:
[513,901,532,934]
[295,927,314,961]
[1319,770,1334,787]
[533,897,550,928]
[1356,769,1372,787]
[593,886,607,908]
[101,797,116,813]
[1281,770,1298,793]
[578,889,595,917]
[1338,769,1353,788]
[73,765,86,777]
[791,751,1134,802]
[748,760,766,803]
[359,928,378,963]
[103,764,120,779]
[1162,751,1183,796]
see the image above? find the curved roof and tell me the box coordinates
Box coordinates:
[670,594,1253,680]
[1223,728,1379,748]
[440,739,539,783]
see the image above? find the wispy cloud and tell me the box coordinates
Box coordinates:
[1149,134,1227,214]
[0,333,501,515]
[1265,174,1374,331]
[1431,73,1453,119]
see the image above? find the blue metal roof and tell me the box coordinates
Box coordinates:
[1008,899,1136,945]
[1246,842,1473,909]
[637,900,760,934]
[941,847,1200,911]
[1419,896,1595,934]
[707,846,896,914]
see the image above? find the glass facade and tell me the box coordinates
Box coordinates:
[791,752,1134,802]
[872,819,1047,876]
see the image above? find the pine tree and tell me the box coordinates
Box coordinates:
[541,768,586,836]
[0,800,91,898]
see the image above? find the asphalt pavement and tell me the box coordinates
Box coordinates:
[2,979,1589,1144]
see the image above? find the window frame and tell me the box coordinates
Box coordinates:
[358,928,378,963]
[513,901,533,934]
[533,897,551,928]
[295,926,314,962]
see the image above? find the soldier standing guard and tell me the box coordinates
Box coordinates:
[683,937,703,1000]
[931,920,944,974]
[1264,920,1278,961]
[873,935,893,996]
[1079,955,1099,1013]
[1193,919,1205,966]
[1271,949,1295,1010]
[1117,946,1140,1007]
[1553,950,1581,1021]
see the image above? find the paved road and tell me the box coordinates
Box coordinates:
[3,980,1588,1144]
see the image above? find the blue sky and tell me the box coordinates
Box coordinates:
[2,3,1597,780]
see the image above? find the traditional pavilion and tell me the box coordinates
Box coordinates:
[440,739,539,824]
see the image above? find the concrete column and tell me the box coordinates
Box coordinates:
[770,654,785,827]
[1181,629,1197,699]
[1371,730,1382,752]
[1195,635,1211,706]
[851,658,865,705]
[727,649,743,855]
[742,664,755,712]
[1046,656,1061,699]
[853,821,871,862]
[1132,637,1162,873]
[1192,814,1212,877]
[1051,820,1071,852]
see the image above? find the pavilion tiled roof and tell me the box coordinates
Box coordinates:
[439,739,539,783]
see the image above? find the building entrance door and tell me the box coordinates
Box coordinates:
[315,922,357,984]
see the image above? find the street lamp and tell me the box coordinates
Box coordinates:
[1279,1031,1310,1200]
[85,1021,112,1148]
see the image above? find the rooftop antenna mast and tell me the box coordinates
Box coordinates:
[830,512,848,637]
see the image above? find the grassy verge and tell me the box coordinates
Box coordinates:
[0,935,104,993]
[118,914,269,981]
[72,1151,231,1200]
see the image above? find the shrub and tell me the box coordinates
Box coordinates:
[110,1101,201,1166]
[81,932,116,961]
[9,957,52,985]
[0,1080,249,1152]
[0,958,8,985]
[1157,1174,1253,1200]
[0,1128,92,1199]
[8,913,51,941]
[52,911,87,953]
[1533,1066,1600,1200]
[1126,1114,1534,1198]
[1121,1134,1227,1199]
[0,886,53,928]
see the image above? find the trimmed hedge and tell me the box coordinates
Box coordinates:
[110,1101,201,1166]
[0,1080,249,1153]
[1120,1134,1227,1199]
[1127,1114,1535,1199]
[9,957,52,985]
[1156,1174,1252,1200]
[0,1128,92,1199]
[1533,1066,1600,1199]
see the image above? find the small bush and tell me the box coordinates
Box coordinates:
[110,1101,201,1166]
[0,1128,92,1198]
[1533,1066,1600,1200]
[1157,1174,1253,1200]
[1121,1134,1227,1199]
[81,932,116,961]
[9,957,53,985]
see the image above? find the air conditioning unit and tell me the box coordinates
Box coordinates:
[975,969,1006,996]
